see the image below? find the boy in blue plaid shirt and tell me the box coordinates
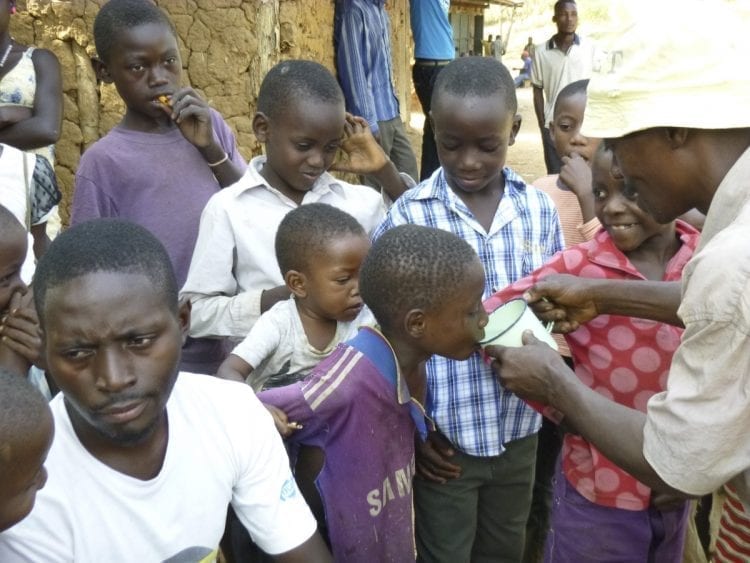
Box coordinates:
[373,56,564,562]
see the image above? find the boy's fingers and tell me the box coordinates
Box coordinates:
[0,334,38,362]
[174,105,209,124]
[8,290,24,313]
[0,321,42,344]
[415,463,447,484]
[418,440,461,477]
[4,305,38,323]
[431,461,461,477]
[8,319,40,337]
[18,289,34,309]
[419,458,460,480]
[274,421,293,438]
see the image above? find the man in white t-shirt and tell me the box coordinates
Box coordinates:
[531,0,594,174]
[0,219,331,563]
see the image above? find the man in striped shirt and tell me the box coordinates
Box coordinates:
[335,0,419,185]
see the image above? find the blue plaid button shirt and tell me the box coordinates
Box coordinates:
[373,168,564,456]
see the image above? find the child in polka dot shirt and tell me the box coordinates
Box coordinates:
[485,144,699,562]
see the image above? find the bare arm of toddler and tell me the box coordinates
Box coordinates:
[216,353,252,384]
[262,402,302,439]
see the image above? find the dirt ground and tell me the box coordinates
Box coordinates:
[407,84,548,184]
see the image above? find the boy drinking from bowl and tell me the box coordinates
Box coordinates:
[260,225,489,561]
[373,56,563,561]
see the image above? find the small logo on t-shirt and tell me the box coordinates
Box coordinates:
[280,477,298,501]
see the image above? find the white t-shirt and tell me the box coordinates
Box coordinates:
[0,373,317,562]
[531,35,595,127]
[233,297,375,391]
[0,144,42,282]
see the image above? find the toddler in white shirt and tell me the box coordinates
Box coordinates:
[217,203,373,389]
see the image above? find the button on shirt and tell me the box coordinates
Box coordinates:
[336,0,400,135]
[180,156,387,339]
[373,168,564,456]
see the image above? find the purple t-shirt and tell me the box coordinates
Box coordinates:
[72,109,246,372]
[259,328,419,562]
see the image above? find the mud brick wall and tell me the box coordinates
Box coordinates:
[13,0,412,224]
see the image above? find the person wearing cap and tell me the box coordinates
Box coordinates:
[410,0,453,181]
[486,2,750,560]
[531,0,594,174]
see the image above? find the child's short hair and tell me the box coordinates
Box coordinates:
[0,369,49,472]
[432,56,517,114]
[94,0,176,64]
[33,219,178,322]
[257,60,344,120]
[0,203,24,238]
[360,225,480,332]
[553,78,589,116]
[275,203,366,276]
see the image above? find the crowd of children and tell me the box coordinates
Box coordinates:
[2,0,750,562]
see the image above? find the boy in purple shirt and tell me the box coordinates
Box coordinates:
[71,0,246,375]
[260,225,489,562]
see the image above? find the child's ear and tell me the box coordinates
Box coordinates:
[664,127,689,149]
[91,58,113,84]
[404,308,427,339]
[177,297,192,345]
[285,270,307,299]
[508,114,522,147]
[253,112,270,143]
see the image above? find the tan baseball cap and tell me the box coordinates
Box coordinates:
[583,0,750,139]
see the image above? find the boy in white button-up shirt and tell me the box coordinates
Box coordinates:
[216,203,373,390]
